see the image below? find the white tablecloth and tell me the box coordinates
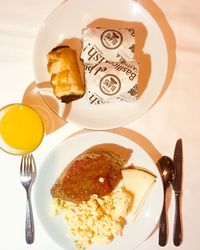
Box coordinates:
[0,0,200,249]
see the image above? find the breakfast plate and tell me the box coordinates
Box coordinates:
[34,131,163,250]
[33,0,168,130]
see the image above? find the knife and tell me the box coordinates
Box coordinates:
[172,139,183,246]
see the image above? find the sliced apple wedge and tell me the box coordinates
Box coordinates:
[122,168,156,221]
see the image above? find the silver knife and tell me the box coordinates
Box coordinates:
[172,139,183,246]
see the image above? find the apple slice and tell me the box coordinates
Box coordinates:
[122,168,156,221]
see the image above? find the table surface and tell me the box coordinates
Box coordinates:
[0,0,199,250]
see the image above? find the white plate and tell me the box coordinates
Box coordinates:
[33,0,168,130]
[34,131,163,250]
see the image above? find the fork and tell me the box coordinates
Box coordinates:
[20,154,36,244]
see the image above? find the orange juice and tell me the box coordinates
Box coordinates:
[0,104,44,155]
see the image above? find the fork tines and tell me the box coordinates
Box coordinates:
[20,154,36,177]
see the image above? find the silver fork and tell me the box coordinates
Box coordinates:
[20,154,36,244]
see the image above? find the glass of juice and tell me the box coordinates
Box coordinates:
[0,103,44,155]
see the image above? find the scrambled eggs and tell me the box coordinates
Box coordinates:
[51,186,133,250]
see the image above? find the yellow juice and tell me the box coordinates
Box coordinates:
[0,104,44,155]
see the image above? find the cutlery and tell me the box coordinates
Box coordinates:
[157,156,174,246]
[20,154,36,244]
[172,139,183,246]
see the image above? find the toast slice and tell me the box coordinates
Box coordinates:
[50,149,126,203]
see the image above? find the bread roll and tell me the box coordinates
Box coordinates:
[47,46,85,103]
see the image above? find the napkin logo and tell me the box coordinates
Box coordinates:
[101,30,123,50]
[99,74,121,96]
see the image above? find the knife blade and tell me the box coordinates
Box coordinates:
[173,139,183,192]
[172,138,183,246]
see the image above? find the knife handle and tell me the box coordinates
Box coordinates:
[173,192,182,246]
[159,192,167,246]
